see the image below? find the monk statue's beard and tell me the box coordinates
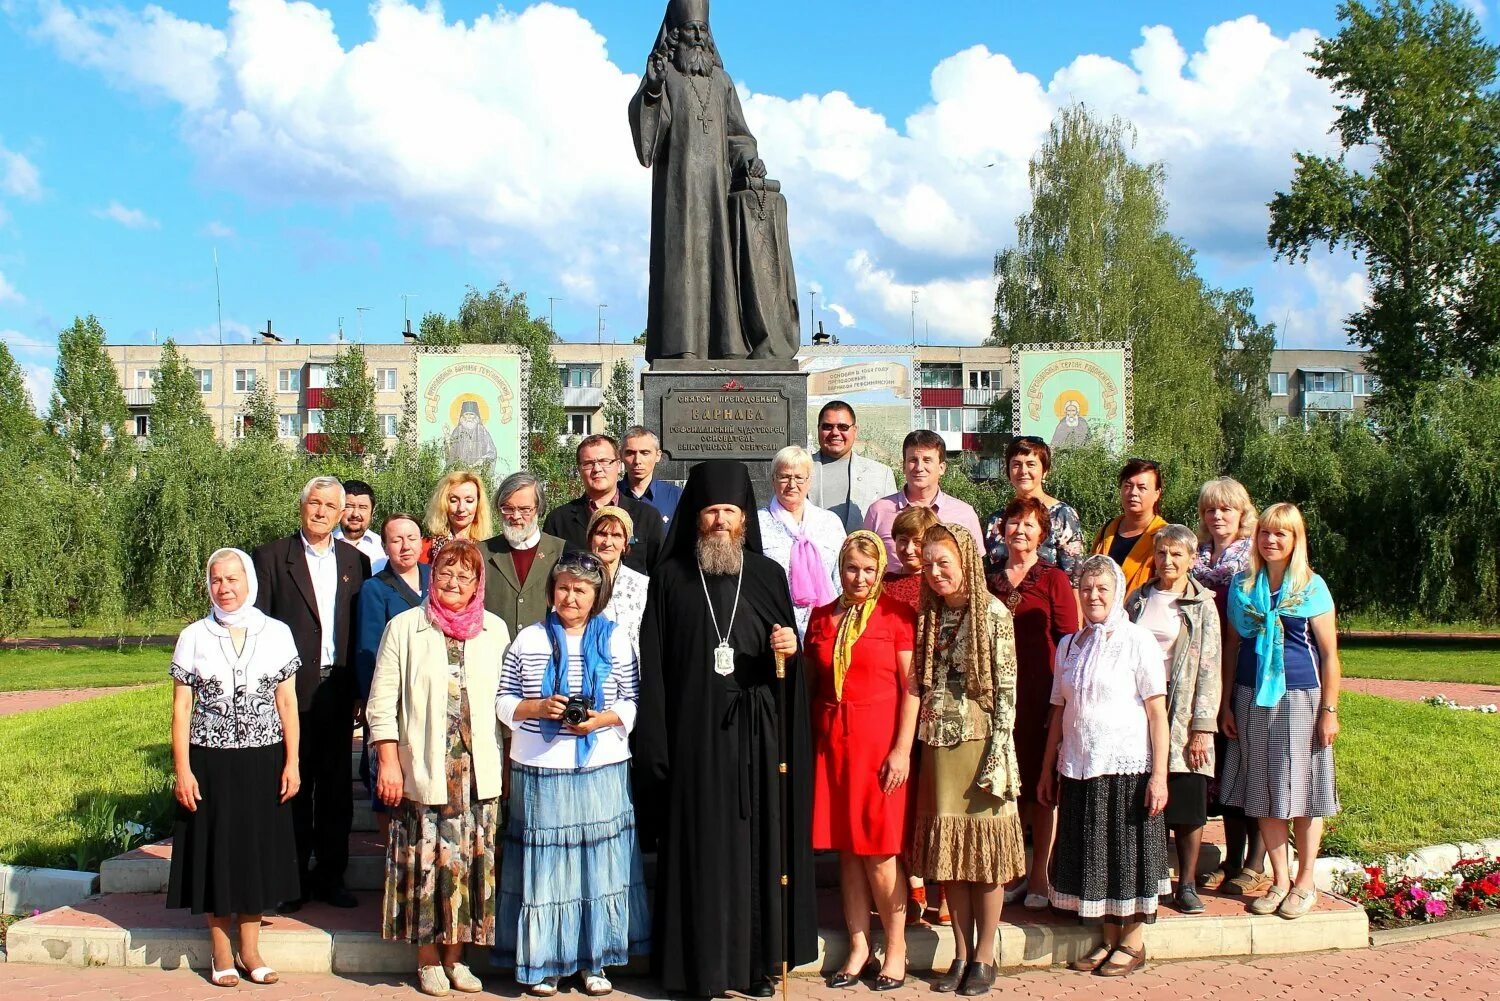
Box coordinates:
[696,526,745,576]
[673,38,717,77]
[502,520,538,548]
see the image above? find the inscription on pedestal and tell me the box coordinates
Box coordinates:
[659,389,792,460]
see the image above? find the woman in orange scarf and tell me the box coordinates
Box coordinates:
[1091,459,1167,593]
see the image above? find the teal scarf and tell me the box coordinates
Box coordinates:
[540,611,617,767]
[1228,569,1334,707]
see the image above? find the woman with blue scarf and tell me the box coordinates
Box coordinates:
[1219,503,1341,921]
[495,552,649,997]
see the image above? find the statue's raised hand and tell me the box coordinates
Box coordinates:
[646,52,667,92]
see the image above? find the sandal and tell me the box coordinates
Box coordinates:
[1068,945,1113,973]
[1093,944,1146,977]
[209,965,240,988]
[234,958,279,985]
[1225,867,1270,895]
[1249,884,1290,916]
[1278,886,1318,920]
[1199,868,1228,891]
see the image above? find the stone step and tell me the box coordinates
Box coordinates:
[4,886,1368,974]
[100,831,389,896]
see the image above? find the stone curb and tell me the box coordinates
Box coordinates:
[1313,835,1500,893]
[1369,911,1500,947]
[0,866,99,917]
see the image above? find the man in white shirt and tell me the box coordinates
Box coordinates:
[334,479,387,574]
[807,400,897,533]
[863,429,985,565]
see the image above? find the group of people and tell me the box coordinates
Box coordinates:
[165,407,1344,997]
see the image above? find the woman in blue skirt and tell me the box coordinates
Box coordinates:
[495,552,650,997]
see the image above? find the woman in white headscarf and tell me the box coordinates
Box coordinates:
[167,548,303,987]
[1036,555,1170,980]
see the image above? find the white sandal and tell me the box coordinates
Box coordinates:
[583,971,613,996]
[235,958,278,985]
[209,965,240,988]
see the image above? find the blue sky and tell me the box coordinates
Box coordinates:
[1,0,1467,407]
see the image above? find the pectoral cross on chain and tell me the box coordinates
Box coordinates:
[687,78,714,135]
[696,107,713,134]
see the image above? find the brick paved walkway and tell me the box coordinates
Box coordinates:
[0,685,144,717]
[1344,677,1500,706]
[2,929,1498,999]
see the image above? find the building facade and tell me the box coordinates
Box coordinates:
[107,336,1373,454]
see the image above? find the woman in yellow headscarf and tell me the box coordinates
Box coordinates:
[805,530,921,991]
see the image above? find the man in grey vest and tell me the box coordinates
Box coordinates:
[807,400,897,533]
[481,472,564,637]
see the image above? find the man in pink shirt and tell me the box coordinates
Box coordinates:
[863,430,985,565]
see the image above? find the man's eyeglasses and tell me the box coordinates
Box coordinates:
[579,459,618,471]
[500,505,537,518]
[435,571,477,586]
[819,422,852,433]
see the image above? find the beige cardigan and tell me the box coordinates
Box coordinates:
[366,605,511,806]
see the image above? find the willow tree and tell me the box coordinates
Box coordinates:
[990,105,1274,480]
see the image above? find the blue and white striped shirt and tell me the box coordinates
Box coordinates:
[496,621,639,769]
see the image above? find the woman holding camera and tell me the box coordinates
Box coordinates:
[495,552,650,997]
[367,540,511,997]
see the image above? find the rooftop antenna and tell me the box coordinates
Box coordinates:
[400,293,418,328]
[910,290,920,346]
[597,303,607,345]
[337,316,345,342]
[548,296,563,337]
[213,248,224,346]
[355,306,373,343]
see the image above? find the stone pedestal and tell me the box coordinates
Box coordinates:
[642,359,808,504]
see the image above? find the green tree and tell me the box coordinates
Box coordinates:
[147,340,212,445]
[1268,0,1500,406]
[989,105,1274,478]
[603,359,635,441]
[239,377,279,445]
[0,340,41,456]
[323,343,380,462]
[48,315,131,480]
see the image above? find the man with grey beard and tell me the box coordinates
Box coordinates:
[629,0,775,361]
[634,459,817,999]
[481,471,564,638]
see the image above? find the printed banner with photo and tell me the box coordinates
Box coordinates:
[797,348,916,467]
[1012,345,1132,453]
[417,352,525,475]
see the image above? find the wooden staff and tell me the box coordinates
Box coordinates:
[775,648,790,1001]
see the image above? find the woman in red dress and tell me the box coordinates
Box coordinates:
[882,506,939,612]
[807,531,920,991]
[985,497,1078,909]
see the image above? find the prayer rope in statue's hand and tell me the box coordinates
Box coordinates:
[769,624,797,657]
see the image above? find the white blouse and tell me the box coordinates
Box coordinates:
[1048,622,1167,781]
[496,622,639,770]
[757,502,844,640]
[170,616,300,749]
[603,564,649,654]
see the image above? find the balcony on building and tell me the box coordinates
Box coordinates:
[1298,368,1355,413]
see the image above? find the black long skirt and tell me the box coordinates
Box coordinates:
[1048,774,1171,925]
[167,743,301,916]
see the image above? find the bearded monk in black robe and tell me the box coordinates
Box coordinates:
[634,459,817,998]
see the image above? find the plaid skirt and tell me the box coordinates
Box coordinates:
[1048,773,1171,925]
[1220,685,1339,820]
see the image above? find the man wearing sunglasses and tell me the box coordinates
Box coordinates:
[807,401,897,533]
[542,434,667,575]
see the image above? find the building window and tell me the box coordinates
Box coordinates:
[234,368,257,393]
[963,409,981,433]
[560,365,602,389]
[1304,370,1346,393]
[920,363,962,389]
[380,413,399,437]
[567,411,591,435]
[234,415,249,439]
[196,369,213,392]
[134,414,149,437]
[306,409,324,434]
[922,407,963,433]
[377,368,399,392]
[307,364,330,390]
[1352,373,1380,396]
[278,368,302,393]
[278,413,302,439]
[1268,372,1288,396]
[967,369,1002,390]
[134,369,161,389]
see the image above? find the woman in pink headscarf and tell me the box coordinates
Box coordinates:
[758,445,845,640]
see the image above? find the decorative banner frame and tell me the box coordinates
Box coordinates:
[415,346,529,474]
[1011,343,1133,453]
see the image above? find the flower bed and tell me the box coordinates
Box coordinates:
[1332,854,1500,928]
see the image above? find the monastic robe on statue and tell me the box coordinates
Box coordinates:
[633,461,818,996]
[630,64,759,360]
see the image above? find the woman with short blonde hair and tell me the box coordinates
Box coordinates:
[759,445,844,640]
[423,471,493,563]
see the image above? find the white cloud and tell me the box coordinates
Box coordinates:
[94,200,160,229]
[0,143,41,200]
[202,219,236,239]
[29,1,1351,344]
[0,271,23,305]
[1262,256,1369,348]
[1,328,54,352]
[826,303,856,328]
[21,362,55,414]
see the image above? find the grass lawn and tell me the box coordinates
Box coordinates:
[1340,642,1500,687]
[0,684,174,870]
[1328,692,1500,858]
[0,646,173,692]
[8,615,189,640]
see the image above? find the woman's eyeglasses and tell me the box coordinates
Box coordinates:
[435,571,477,586]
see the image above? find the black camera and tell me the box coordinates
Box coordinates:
[562,696,590,726]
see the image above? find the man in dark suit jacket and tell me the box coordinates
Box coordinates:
[253,476,371,911]
[483,471,565,637]
[542,434,665,575]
